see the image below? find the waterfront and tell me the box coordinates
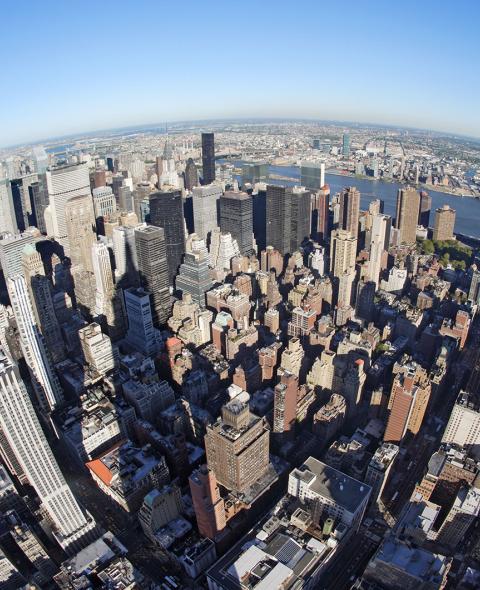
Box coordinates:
[229,161,480,239]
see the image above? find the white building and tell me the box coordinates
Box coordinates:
[369,214,390,287]
[0,229,40,279]
[365,442,399,503]
[288,456,371,531]
[44,163,91,248]
[308,244,326,277]
[192,185,222,243]
[112,225,139,282]
[7,274,63,412]
[442,391,480,459]
[79,322,117,376]
[0,353,96,553]
[209,228,240,273]
[91,241,114,318]
[0,179,16,234]
[92,186,116,220]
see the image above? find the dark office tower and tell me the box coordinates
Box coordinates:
[111,174,125,199]
[134,225,171,326]
[355,280,375,323]
[219,191,253,255]
[418,191,432,228]
[9,180,28,232]
[106,157,115,173]
[28,179,48,233]
[176,251,212,307]
[253,188,267,253]
[184,158,199,191]
[289,187,311,252]
[339,186,360,238]
[201,133,215,184]
[266,185,290,255]
[311,186,330,243]
[149,189,185,285]
[183,195,194,235]
[395,187,420,245]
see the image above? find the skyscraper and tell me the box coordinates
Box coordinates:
[192,184,221,243]
[418,191,432,228]
[149,189,185,285]
[0,353,96,553]
[342,132,350,157]
[339,186,360,238]
[175,250,212,307]
[205,397,270,494]
[273,371,299,440]
[44,163,91,249]
[369,214,391,287]
[92,186,116,224]
[64,194,96,272]
[184,158,199,191]
[266,184,289,254]
[189,466,226,540]
[7,274,63,413]
[289,187,311,252]
[28,179,49,234]
[330,229,357,277]
[395,187,420,245]
[201,133,215,185]
[0,179,16,235]
[135,224,171,326]
[311,186,330,243]
[9,179,28,233]
[300,162,325,190]
[79,322,117,376]
[124,287,157,356]
[433,205,456,241]
[112,225,139,286]
[219,191,254,255]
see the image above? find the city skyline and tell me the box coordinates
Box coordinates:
[1,0,479,146]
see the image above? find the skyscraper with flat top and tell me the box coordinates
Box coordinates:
[418,191,431,228]
[189,466,226,540]
[64,194,96,272]
[0,353,96,553]
[266,184,289,254]
[44,163,91,250]
[433,205,456,241]
[342,133,350,157]
[205,397,270,494]
[149,189,185,285]
[339,186,360,238]
[184,158,199,191]
[395,187,420,245]
[201,133,215,184]
[192,184,221,243]
[219,191,253,255]
[135,224,170,326]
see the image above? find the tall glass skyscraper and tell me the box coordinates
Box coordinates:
[149,190,185,285]
[201,133,215,185]
[219,191,254,255]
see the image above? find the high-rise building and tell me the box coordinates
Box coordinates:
[134,224,171,326]
[311,186,330,243]
[184,158,199,190]
[395,187,420,245]
[124,287,157,356]
[33,146,49,174]
[355,280,375,322]
[112,225,139,286]
[300,162,325,190]
[219,191,254,255]
[189,466,226,540]
[79,322,117,376]
[339,186,360,238]
[369,213,391,287]
[192,184,221,243]
[273,371,299,440]
[418,191,431,228]
[28,179,49,233]
[0,229,39,280]
[201,133,215,184]
[64,194,96,272]
[92,186,116,223]
[9,179,28,233]
[22,244,65,363]
[266,185,311,255]
[175,250,212,307]
[7,274,64,412]
[44,163,91,249]
[342,133,350,157]
[0,179,16,234]
[384,362,431,443]
[289,186,311,252]
[149,189,185,285]
[330,229,357,276]
[0,353,96,553]
[433,205,456,241]
[205,397,270,494]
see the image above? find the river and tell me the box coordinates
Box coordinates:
[224,161,480,239]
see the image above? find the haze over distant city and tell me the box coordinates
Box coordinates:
[1,0,479,146]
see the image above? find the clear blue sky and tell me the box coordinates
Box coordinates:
[1,0,479,146]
